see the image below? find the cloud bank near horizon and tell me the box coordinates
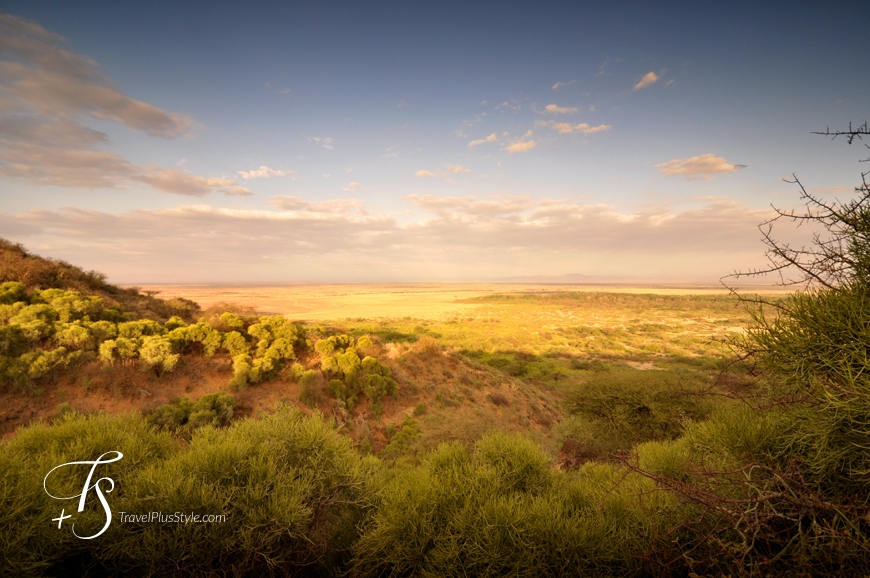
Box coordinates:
[2,195,783,282]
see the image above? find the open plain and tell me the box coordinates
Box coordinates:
[136,282,786,320]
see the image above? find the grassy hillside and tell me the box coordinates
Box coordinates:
[0,238,200,322]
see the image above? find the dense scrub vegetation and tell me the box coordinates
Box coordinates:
[1,407,376,577]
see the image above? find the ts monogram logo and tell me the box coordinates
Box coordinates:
[43,451,124,540]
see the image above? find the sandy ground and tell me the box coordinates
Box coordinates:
[135,283,789,321]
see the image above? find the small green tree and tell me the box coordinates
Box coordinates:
[139,335,180,375]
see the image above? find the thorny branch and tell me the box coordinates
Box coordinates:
[722,122,870,296]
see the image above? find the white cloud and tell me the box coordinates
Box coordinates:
[552,80,577,90]
[133,168,241,197]
[634,71,660,90]
[405,194,533,216]
[268,195,368,214]
[468,133,498,147]
[237,165,295,179]
[496,101,522,112]
[445,164,470,174]
[655,153,745,179]
[415,164,471,179]
[506,140,536,154]
[550,122,612,135]
[543,104,579,114]
[505,131,536,154]
[343,181,366,192]
[224,186,254,196]
[308,137,334,150]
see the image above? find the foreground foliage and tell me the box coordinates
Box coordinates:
[1,407,376,577]
[1,409,679,577]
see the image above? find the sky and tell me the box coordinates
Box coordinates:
[0,1,868,284]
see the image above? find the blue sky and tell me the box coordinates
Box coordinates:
[1,1,868,283]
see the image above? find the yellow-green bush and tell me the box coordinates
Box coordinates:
[351,432,675,577]
[1,407,377,577]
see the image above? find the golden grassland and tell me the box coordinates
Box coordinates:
[139,283,785,358]
[91,284,778,458]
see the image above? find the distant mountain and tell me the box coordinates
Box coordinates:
[496,272,722,285]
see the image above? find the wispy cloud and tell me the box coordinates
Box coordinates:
[415,164,471,179]
[237,165,295,179]
[308,136,334,150]
[634,71,660,90]
[496,101,522,112]
[0,14,191,137]
[552,80,577,90]
[543,104,579,114]
[506,140,536,154]
[468,133,498,147]
[0,13,250,196]
[269,195,368,214]
[550,122,612,135]
[134,168,251,197]
[505,131,536,154]
[263,82,291,95]
[343,181,366,192]
[655,153,745,179]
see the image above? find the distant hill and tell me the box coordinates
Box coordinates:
[497,272,719,285]
[0,238,200,322]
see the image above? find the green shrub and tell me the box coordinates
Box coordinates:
[182,322,223,356]
[0,324,27,357]
[381,416,422,459]
[0,411,178,577]
[22,347,69,380]
[86,320,117,343]
[335,348,362,380]
[329,379,358,410]
[0,406,375,577]
[228,353,252,390]
[147,397,192,429]
[139,336,179,375]
[218,312,244,331]
[247,316,300,357]
[106,406,376,576]
[53,322,91,349]
[0,281,27,304]
[298,371,324,408]
[221,330,248,357]
[147,393,236,431]
[163,315,186,331]
[351,433,673,577]
[117,319,162,339]
[564,367,713,451]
